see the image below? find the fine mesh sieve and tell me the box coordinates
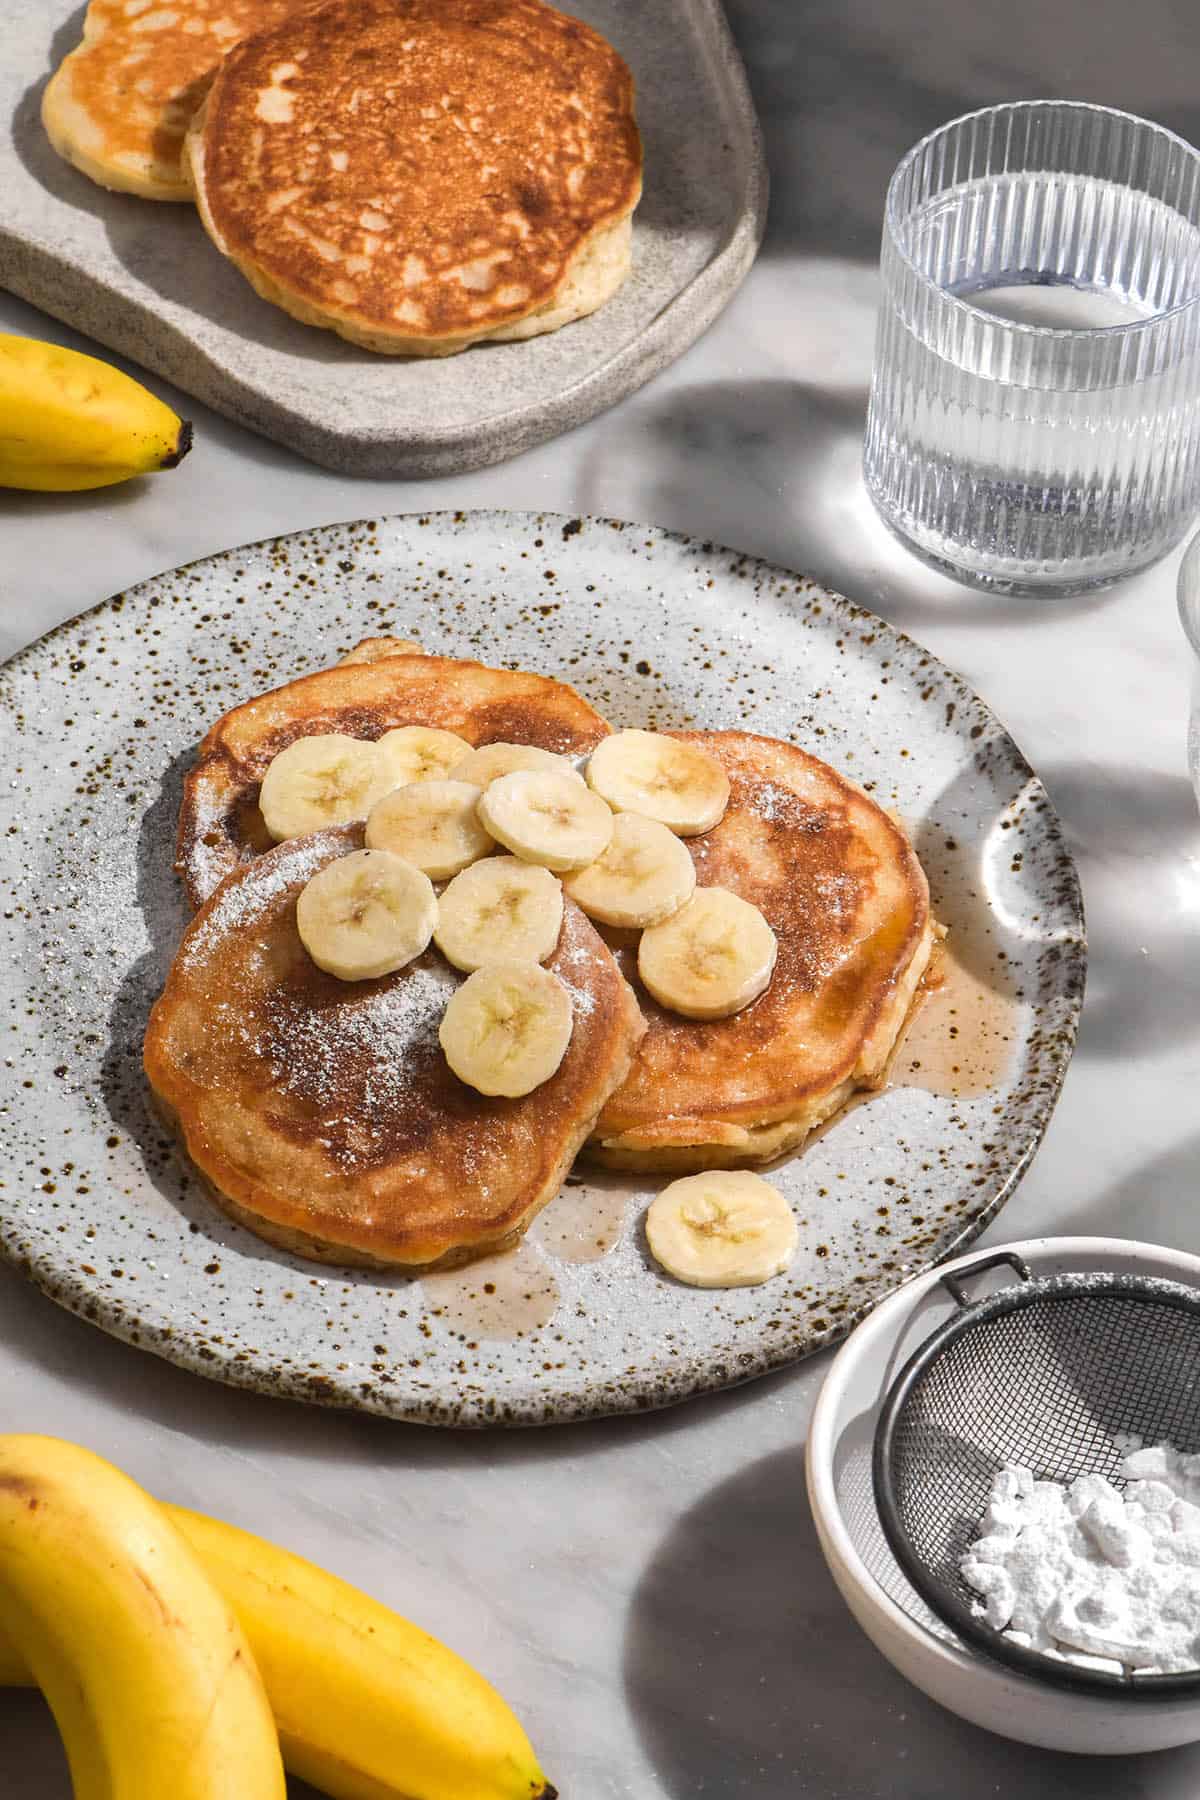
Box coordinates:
[872,1251,1200,1696]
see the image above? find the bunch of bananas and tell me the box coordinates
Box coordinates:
[0,1435,556,1800]
[0,335,192,490]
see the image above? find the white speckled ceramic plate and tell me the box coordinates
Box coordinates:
[0,513,1085,1426]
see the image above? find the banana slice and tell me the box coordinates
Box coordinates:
[365,780,493,880]
[377,725,473,789]
[586,730,730,837]
[434,856,563,972]
[478,769,614,872]
[296,848,437,981]
[646,1172,798,1287]
[638,886,777,1019]
[259,733,394,843]
[563,812,696,929]
[439,961,573,1097]
[449,741,585,787]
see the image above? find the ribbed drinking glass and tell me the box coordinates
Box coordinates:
[1178,529,1200,811]
[863,102,1200,594]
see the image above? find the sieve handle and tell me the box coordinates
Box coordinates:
[940,1249,1033,1309]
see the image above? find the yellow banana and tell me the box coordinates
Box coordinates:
[0,333,192,490]
[0,1435,285,1800]
[0,1628,25,1687]
[0,1489,557,1800]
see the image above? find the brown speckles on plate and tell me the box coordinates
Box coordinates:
[0,511,1084,1426]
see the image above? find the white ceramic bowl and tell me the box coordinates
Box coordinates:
[806,1235,1200,1755]
[1178,530,1200,811]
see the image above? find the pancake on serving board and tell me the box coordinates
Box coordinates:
[42,0,300,200]
[144,824,645,1270]
[588,731,937,1172]
[185,0,643,354]
[176,645,610,908]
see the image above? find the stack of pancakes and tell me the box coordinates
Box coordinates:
[43,0,643,355]
[145,640,936,1272]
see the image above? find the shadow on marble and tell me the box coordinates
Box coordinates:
[579,375,865,580]
[1036,765,1200,1063]
[576,375,1129,634]
[722,0,986,262]
[0,1685,322,1798]
[724,0,1200,264]
[1054,1131,1200,1247]
[0,480,146,526]
[1074,926,1200,1062]
[1040,764,1200,862]
[2,1690,71,1800]
[621,1440,1200,1799]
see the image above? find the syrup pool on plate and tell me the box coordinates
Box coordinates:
[893,941,1021,1100]
[420,1239,560,1343]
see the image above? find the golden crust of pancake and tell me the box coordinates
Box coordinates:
[144,825,646,1270]
[184,0,643,354]
[176,649,610,908]
[588,731,936,1172]
[337,636,424,666]
[41,0,299,201]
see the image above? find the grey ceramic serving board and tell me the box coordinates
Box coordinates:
[0,511,1086,1427]
[0,1,766,476]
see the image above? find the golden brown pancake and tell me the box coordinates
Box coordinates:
[184,0,643,354]
[41,0,300,201]
[145,825,644,1269]
[588,731,937,1172]
[177,647,610,908]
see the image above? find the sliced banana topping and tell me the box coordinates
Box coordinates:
[638,886,777,1019]
[450,742,584,787]
[365,779,494,880]
[434,856,563,972]
[296,848,437,982]
[563,812,696,930]
[439,961,574,1098]
[646,1172,798,1288]
[478,769,614,873]
[586,730,730,837]
[259,733,394,843]
[377,725,473,789]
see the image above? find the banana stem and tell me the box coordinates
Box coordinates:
[161,418,194,468]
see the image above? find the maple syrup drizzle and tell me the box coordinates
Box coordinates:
[534,1179,627,1264]
[892,939,1020,1099]
[420,1238,559,1342]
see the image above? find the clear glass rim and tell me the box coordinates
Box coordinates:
[885,99,1200,343]
[1177,529,1200,656]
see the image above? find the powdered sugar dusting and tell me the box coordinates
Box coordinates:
[181,831,340,969]
[261,957,456,1126]
[171,844,624,1177]
[180,772,240,903]
[751,780,792,824]
[810,868,859,928]
[556,929,601,1017]
[962,1445,1200,1674]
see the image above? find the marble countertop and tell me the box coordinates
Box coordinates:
[3,1,1200,1793]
